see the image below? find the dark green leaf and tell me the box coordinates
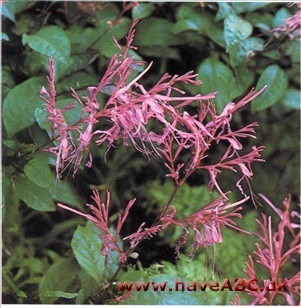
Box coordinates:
[71,221,119,284]
[3,77,44,137]
[224,15,253,47]
[66,26,102,53]
[22,26,71,63]
[15,174,55,211]
[139,46,180,60]
[95,4,119,25]
[54,54,97,81]
[49,180,83,209]
[76,270,100,304]
[56,72,97,94]
[39,257,78,304]
[132,3,155,19]
[283,88,300,110]
[95,19,131,58]
[245,12,274,31]
[134,18,181,47]
[173,6,205,33]
[252,65,288,112]
[24,158,54,188]
[197,57,238,112]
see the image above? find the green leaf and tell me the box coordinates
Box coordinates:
[121,274,201,305]
[173,6,225,47]
[24,158,54,188]
[231,2,273,14]
[1,0,34,22]
[95,19,131,58]
[2,33,9,41]
[22,26,71,63]
[273,8,291,28]
[245,12,274,31]
[197,57,238,112]
[39,257,78,304]
[173,6,205,33]
[3,77,44,137]
[283,88,300,110]
[228,37,264,67]
[15,174,55,212]
[71,221,119,284]
[56,54,96,80]
[132,3,155,19]
[224,15,253,48]
[216,3,236,21]
[252,65,288,112]
[66,26,102,53]
[139,46,180,60]
[214,211,257,278]
[76,270,100,304]
[49,180,83,209]
[134,18,181,47]
[56,72,97,94]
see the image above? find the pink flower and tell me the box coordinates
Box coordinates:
[235,194,300,305]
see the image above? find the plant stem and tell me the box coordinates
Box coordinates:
[106,184,180,291]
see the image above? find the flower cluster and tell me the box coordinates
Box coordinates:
[235,195,300,305]
[46,20,266,264]
[58,189,251,262]
[41,19,265,199]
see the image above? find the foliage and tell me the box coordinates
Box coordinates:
[2,1,300,305]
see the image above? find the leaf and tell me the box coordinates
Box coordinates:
[39,257,79,304]
[56,72,97,95]
[173,6,225,47]
[173,5,206,33]
[121,274,201,305]
[252,65,288,112]
[1,0,34,22]
[15,174,55,212]
[22,26,71,63]
[245,12,274,31]
[3,77,44,137]
[71,221,119,284]
[139,46,180,60]
[216,3,236,21]
[132,3,155,19]
[49,180,83,209]
[197,57,238,112]
[224,15,253,47]
[24,158,54,188]
[283,88,300,110]
[95,19,132,58]
[231,2,273,14]
[273,8,291,28]
[66,27,102,53]
[228,37,264,67]
[213,211,257,278]
[76,270,100,304]
[134,18,181,47]
[2,33,9,41]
